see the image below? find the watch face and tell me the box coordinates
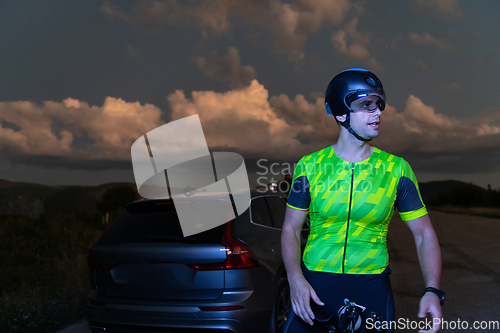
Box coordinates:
[434,291,444,304]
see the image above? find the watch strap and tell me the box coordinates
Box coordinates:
[423,287,445,305]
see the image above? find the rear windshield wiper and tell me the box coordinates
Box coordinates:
[147,234,197,242]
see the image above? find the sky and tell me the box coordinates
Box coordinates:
[1,0,500,190]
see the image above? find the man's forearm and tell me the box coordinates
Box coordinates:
[281,227,303,280]
[415,228,442,289]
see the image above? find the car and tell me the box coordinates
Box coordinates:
[87,188,309,333]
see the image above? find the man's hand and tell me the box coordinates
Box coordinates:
[289,275,324,325]
[418,292,442,333]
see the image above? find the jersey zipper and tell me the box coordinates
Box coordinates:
[342,162,355,274]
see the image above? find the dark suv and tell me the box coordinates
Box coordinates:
[87,189,309,333]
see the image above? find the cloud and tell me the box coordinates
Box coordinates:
[100,0,352,61]
[125,44,141,59]
[331,19,382,71]
[100,0,183,32]
[265,0,351,60]
[0,98,164,162]
[374,95,500,155]
[412,58,429,71]
[4,85,500,176]
[269,91,338,144]
[167,79,337,159]
[193,47,256,89]
[167,79,500,167]
[412,0,464,20]
[167,81,500,170]
[409,32,455,51]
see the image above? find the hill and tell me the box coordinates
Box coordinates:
[0,179,138,215]
[1,179,498,216]
[419,180,499,207]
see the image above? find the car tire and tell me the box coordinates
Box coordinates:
[267,277,291,333]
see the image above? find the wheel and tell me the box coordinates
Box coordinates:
[267,277,291,333]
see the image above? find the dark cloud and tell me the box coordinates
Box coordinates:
[100,0,352,61]
[403,147,500,175]
[411,0,465,21]
[331,18,383,71]
[100,0,183,32]
[125,44,141,59]
[294,132,316,145]
[193,47,256,89]
[5,153,131,171]
[409,32,455,51]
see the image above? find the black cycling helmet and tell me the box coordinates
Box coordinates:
[325,68,385,116]
[324,68,385,141]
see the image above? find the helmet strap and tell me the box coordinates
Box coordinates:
[339,112,372,142]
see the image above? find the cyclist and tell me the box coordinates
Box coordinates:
[281,69,443,333]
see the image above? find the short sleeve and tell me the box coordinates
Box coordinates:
[396,158,428,221]
[286,157,311,212]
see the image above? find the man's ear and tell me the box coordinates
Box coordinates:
[335,114,347,123]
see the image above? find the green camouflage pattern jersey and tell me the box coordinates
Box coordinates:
[287,146,427,274]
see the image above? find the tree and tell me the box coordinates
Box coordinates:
[96,186,138,220]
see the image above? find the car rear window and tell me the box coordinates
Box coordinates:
[266,196,286,229]
[250,197,272,227]
[97,200,229,246]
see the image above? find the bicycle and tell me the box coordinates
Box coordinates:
[312,298,386,333]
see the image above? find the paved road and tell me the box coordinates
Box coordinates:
[56,210,500,333]
[388,210,500,332]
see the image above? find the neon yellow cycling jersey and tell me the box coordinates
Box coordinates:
[287,145,427,274]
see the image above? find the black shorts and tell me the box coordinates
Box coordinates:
[283,263,395,333]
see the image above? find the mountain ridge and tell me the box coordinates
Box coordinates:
[0,178,497,215]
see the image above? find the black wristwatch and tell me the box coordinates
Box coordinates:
[423,287,445,306]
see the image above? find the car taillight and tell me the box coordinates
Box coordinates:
[222,220,259,269]
[189,221,259,271]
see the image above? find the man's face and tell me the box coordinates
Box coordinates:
[348,96,383,139]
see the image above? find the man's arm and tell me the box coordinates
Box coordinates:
[281,207,324,325]
[404,213,442,333]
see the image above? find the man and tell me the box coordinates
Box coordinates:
[281,69,443,333]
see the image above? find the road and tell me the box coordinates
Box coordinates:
[388,210,500,332]
[56,210,500,332]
